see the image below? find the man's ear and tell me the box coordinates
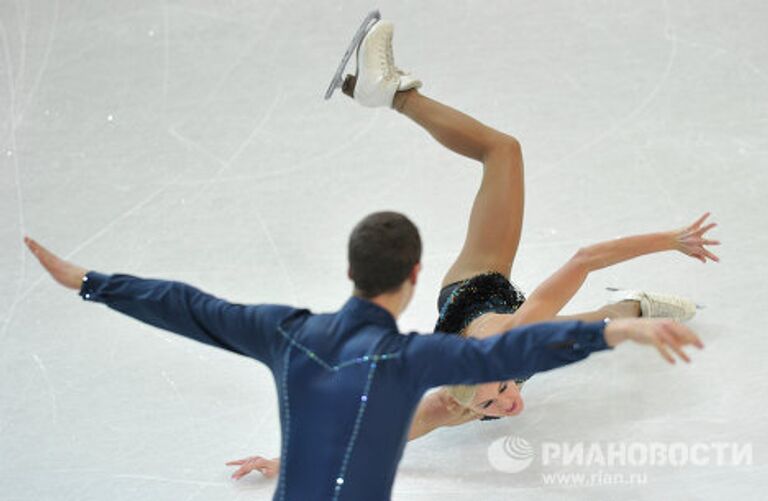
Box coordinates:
[409,262,422,285]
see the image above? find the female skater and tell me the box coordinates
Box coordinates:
[227,18,719,480]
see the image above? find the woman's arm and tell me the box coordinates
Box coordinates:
[511,213,720,325]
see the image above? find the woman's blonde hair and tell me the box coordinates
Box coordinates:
[444,329,479,408]
[445,383,477,407]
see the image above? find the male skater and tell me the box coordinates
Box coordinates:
[25,214,701,500]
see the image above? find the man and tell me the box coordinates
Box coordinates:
[24,212,701,501]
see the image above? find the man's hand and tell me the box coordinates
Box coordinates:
[24,236,87,290]
[225,455,280,480]
[604,318,704,363]
[672,213,720,263]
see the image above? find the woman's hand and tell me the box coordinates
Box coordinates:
[226,455,280,480]
[673,213,720,263]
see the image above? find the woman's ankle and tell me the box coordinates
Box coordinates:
[393,89,417,112]
[605,300,642,319]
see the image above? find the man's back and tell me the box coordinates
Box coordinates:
[273,299,423,500]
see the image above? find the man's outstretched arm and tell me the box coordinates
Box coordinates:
[25,236,292,365]
[408,318,704,390]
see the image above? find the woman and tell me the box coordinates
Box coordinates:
[227,17,719,480]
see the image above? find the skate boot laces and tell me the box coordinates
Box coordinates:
[380,29,411,83]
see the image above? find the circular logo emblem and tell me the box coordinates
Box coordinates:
[487,435,535,473]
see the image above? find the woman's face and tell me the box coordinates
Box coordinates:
[468,380,525,417]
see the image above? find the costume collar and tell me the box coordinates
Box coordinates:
[340,296,399,331]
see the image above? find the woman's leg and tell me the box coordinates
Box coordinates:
[554,300,641,323]
[393,90,525,287]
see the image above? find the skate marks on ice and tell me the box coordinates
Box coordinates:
[0,0,60,341]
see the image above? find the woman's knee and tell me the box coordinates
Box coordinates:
[484,135,523,168]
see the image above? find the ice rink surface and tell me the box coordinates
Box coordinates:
[1,0,766,499]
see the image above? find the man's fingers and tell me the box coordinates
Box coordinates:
[668,323,704,349]
[24,236,41,256]
[653,339,676,364]
[25,236,45,253]
[662,321,704,350]
[25,236,53,265]
[659,330,690,363]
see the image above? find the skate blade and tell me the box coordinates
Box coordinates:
[324,10,381,100]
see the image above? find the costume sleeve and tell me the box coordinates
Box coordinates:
[403,320,610,391]
[79,271,293,366]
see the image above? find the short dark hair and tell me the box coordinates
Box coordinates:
[348,211,422,298]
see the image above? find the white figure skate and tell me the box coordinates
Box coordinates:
[607,288,700,322]
[325,12,421,107]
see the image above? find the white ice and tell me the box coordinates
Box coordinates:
[1,1,766,499]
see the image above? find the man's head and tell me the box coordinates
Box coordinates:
[348,211,422,310]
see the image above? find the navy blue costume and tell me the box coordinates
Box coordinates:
[80,272,611,501]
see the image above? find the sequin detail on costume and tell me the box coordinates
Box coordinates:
[275,326,400,501]
[333,359,378,501]
[277,344,293,501]
[436,272,531,419]
[435,272,526,335]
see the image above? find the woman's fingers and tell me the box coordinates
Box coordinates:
[226,455,261,466]
[695,222,717,237]
[232,466,250,479]
[228,456,276,480]
[702,249,720,262]
[682,233,720,262]
[231,462,256,479]
[690,212,710,229]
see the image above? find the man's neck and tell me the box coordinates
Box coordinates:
[354,291,403,320]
